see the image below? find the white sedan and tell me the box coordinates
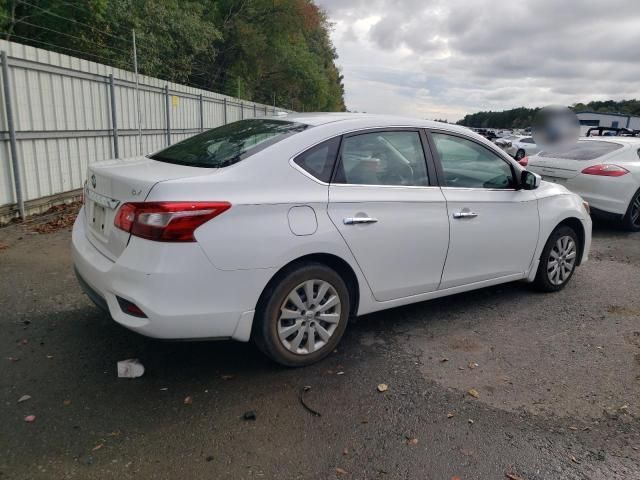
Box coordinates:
[72,113,591,366]
[527,137,640,231]
[496,136,540,161]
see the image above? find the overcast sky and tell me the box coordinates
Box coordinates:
[316,0,640,121]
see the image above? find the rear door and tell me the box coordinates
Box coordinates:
[327,129,450,302]
[427,131,539,289]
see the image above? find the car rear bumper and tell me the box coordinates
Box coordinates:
[589,207,624,222]
[74,267,109,313]
[540,174,637,217]
[71,209,274,341]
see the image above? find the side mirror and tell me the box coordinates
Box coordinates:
[520,170,541,190]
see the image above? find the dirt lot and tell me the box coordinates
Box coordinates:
[1,209,639,479]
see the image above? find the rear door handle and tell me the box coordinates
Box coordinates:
[343,217,378,225]
[452,211,478,219]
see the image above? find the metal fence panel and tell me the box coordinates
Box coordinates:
[0,39,290,220]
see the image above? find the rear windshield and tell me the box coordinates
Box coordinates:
[538,140,622,160]
[149,119,309,168]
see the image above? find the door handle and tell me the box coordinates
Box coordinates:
[452,211,478,219]
[343,217,378,225]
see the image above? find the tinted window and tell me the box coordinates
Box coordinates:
[293,137,340,182]
[520,137,535,144]
[149,119,309,168]
[334,131,429,186]
[432,133,515,189]
[538,140,623,160]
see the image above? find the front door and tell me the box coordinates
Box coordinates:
[428,131,540,289]
[328,129,450,302]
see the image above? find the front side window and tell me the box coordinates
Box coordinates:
[334,131,429,186]
[431,132,515,189]
[293,137,340,182]
[149,119,309,168]
[521,137,535,144]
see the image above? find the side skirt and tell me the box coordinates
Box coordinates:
[357,272,528,316]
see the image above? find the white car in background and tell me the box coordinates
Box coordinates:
[72,113,591,367]
[496,136,540,161]
[528,137,640,231]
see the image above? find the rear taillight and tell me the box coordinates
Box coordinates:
[518,156,529,166]
[581,164,629,177]
[114,201,231,242]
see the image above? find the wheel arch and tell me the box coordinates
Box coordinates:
[254,253,361,322]
[553,217,586,266]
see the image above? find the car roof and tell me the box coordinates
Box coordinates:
[273,112,474,135]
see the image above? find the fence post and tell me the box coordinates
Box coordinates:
[1,51,25,219]
[253,103,256,118]
[108,74,119,159]
[222,97,227,125]
[199,93,204,132]
[240,102,244,120]
[264,105,267,116]
[164,84,171,146]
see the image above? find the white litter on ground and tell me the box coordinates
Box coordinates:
[117,359,145,378]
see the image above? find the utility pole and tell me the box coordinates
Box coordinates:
[132,29,142,155]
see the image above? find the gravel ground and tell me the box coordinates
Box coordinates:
[0,211,639,479]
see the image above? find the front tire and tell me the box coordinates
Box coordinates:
[533,225,579,292]
[515,149,526,161]
[253,262,350,367]
[622,189,640,232]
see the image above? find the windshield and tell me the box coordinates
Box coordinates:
[149,119,309,168]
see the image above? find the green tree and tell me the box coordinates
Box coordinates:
[1,0,345,111]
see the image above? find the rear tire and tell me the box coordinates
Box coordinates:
[533,225,579,292]
[622,189,640,232]
[253,262,350,367]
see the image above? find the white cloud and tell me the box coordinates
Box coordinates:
[317,0,640,121]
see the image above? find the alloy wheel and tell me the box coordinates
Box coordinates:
[547,235,577,286]
[277,279,341,355]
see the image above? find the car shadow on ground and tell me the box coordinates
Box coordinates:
[52,280,532,378]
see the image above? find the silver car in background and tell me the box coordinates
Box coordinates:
[496,136,540,161]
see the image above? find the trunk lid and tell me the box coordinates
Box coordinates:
[84,156,217,260]
[528,139,625,180]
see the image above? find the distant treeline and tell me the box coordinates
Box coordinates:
[457,100,640,129]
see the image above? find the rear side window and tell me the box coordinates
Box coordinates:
[149,119,309,168]
[539,140,622,160]
[293,137,341,182]
[333,131,429,186]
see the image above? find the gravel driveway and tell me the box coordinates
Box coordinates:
[1,210,639,479]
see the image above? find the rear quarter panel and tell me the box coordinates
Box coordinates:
[145,127,375,314]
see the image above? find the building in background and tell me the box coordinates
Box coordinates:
[577,111,640,135]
